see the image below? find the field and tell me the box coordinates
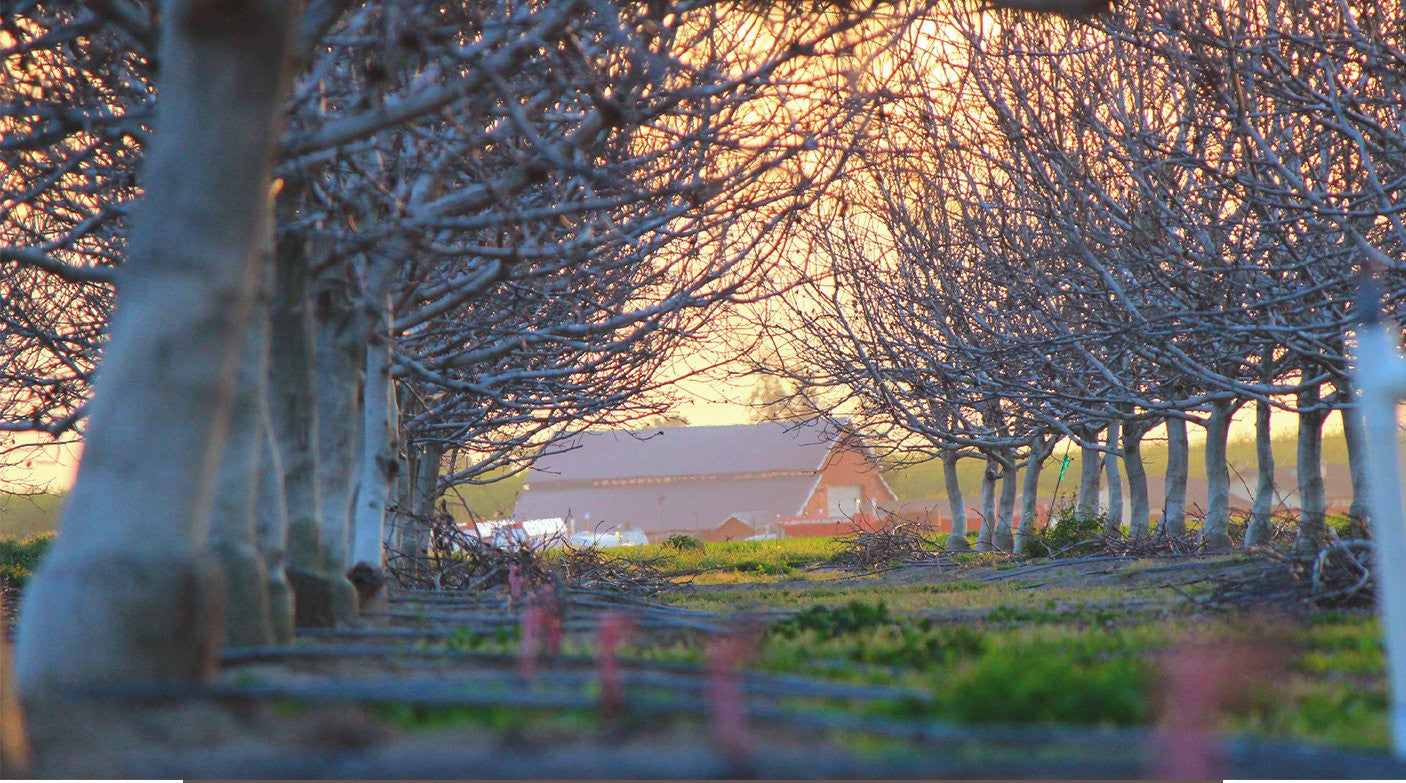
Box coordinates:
[11,533,1404,778]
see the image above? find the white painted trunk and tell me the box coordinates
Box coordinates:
[1352,317,1406,758]
[14,0,297,692]
[994,459,1016,551]
[1244,399,1276,547]
[1015,450,1044,555]
[1123,423,1150,537]
[1076,438,1102,517]
[1295,384,1327,554]
[1161,416,1189,536]
[1103,421,1123,536]
[348,321,398,611]
[1202,400,1234,550]
[975,455,998,552]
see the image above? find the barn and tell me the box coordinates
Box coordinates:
[512,420,897,541]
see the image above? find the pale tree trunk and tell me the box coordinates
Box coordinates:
[1340,389,1371,535]
[15,0,298,692]
[1296,384,1328,554]
[976,454,999,552]
[994,456,1017,551]
[1076,433,1103,517]
[1015,442,1049,555]
[1162,416,1189,536]
[207,264,275,648]
[1202,399,1235,550]
[312,265,368,613]
[256,412,294,643]
[348,306,398,611]
[1123,421,1151,537]
[943,451,970,550]
[401,441,445,565]
[1244,398,1276,547]
[270,238,355,626]
[1103,421,1123,536]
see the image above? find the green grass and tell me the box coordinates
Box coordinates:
[604,536,842,584]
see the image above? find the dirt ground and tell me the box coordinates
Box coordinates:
[12,553,1406,779]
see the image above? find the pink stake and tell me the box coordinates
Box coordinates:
[596,612,635,715]
[706,634,751,760]
[508,563,524,605]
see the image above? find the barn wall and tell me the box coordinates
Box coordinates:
[800,444,896,518]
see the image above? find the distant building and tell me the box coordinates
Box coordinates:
[512,421,897,541]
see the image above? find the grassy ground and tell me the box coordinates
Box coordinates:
[11,533,1397,777]
[413,537,1391,754]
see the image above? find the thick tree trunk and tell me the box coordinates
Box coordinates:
[14,0,298,692]
[270,238,355,626]
[1341,389,1371,535]
[1244,399,1276,547]
[1076,435,1102,517]
[312,266,368,614]
[1015,446,1046,555]
[976,455,999,552]
[1296,385,1328,554]
[207,271,275,648]
[943,451,970,550]
[1162,416,1189,536]
[1103,421,1123,536]
[994,457,1017,551]
[349,317,398,611]
[1123,422,1150,537]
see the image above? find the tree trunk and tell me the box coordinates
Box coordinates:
[1296,384,1328,554]
[1123,422,1150,537]
[1162,416,1189,536]
[207,267,275,648]
[1244,398,1276,547]
[994,457,1017,551]
[1341,388,1371,535]
[270,237,355,626]
[348,313,398,611]
[1103,421,1123,536]
[1015,446,1045,555]
[1076,435,1102,517]
[1202,400,1234,550]
[256,410,294,643]
[400,441,444,568]
[14,0,298,692]
[975,455,999,552]
[312,265,367,616]
[943,451,970,550]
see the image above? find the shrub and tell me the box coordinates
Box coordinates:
[771,599,893,639]
[0,532,55,591]
[1030,506,1105,557]
[662,534,705,552]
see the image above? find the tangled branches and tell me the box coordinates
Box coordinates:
[832,521,942,572]
[1194,541,1375,610]
[561,545,678,596]
[387,517,679,596]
